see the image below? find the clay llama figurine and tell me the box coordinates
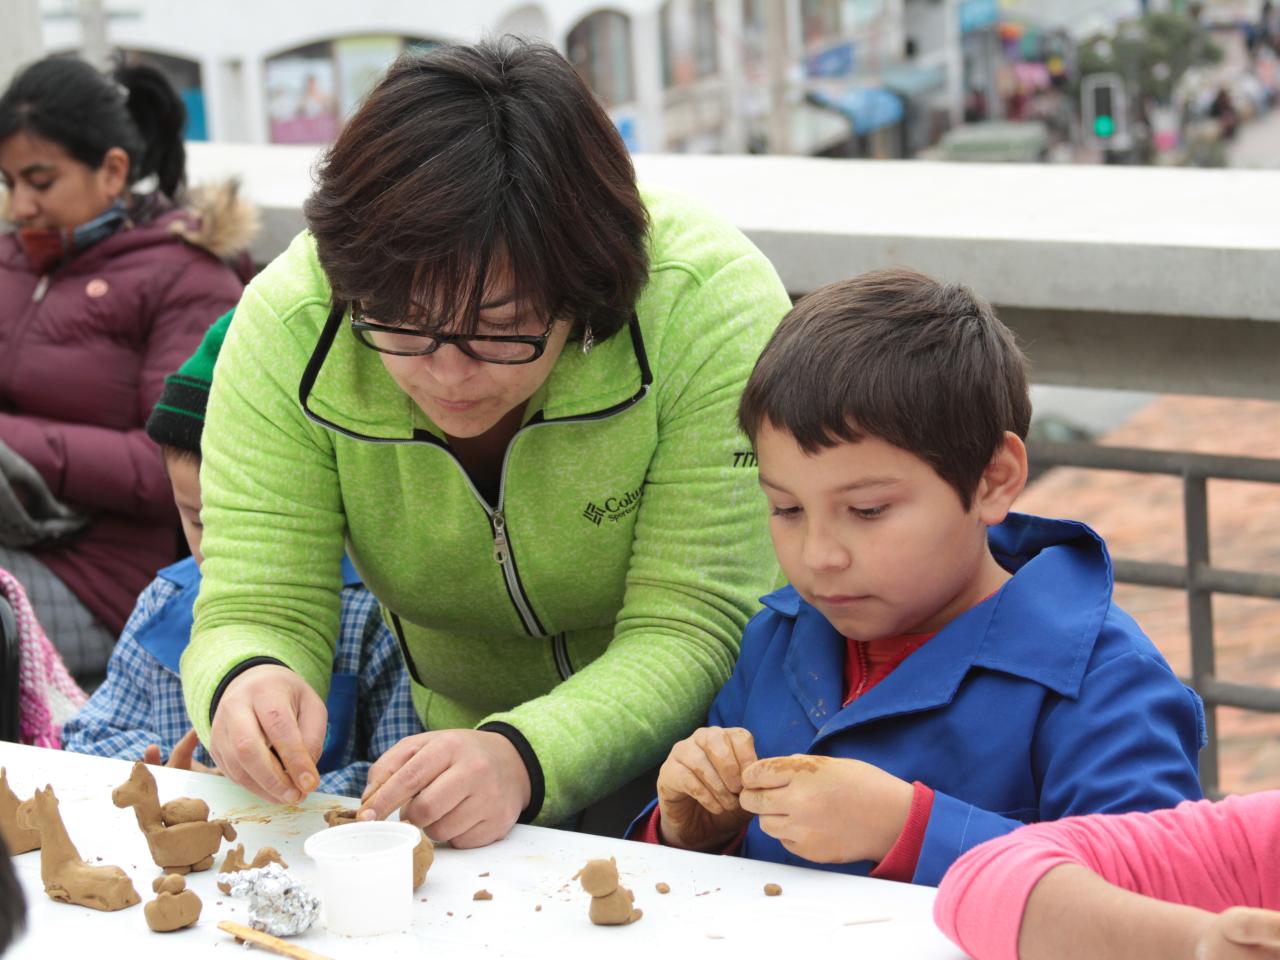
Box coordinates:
[576,857,642,925]
[0,768,40,855]
[15,785,139,911]
[145,873,202,932]
[217,844,288,894]
[112,761,235,873]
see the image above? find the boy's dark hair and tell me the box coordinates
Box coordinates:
[160,444,201,468]
[304,38,649,344]
[0,56,187,199]
[738,269,1031,508]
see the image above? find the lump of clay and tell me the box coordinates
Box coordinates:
[413,829,433,891]
[145,874,202,932]
[16,786,139,911]
[763,883,782,897]
[576,857,642,926]
[219,862,319,937]
[323,808,357,827]
[0,768,40,855]
[112,761,236,874]
[217,844,289,895]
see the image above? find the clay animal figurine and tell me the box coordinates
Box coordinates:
[413,829,433,891]
[145,874,202,932]
[15,785,139,911]
[112,761,236,874]
[217,844,288,894]
[0,768,40,855]
[576,857,642,925]
[322,807,357,827]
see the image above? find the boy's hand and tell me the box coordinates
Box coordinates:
[739,755,913,864]
[142,729,217,773]
[656,726,757,851]
[1193,907,1280,960]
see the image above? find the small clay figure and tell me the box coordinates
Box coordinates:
[0,768,40,855]
[763,883,782,897]
[575,857,642,926]
[145,874,202,932]
[323,807,357,827]
[112,761,236,873]
[413,829,433,891]
[217,845,288,894]
[15,786,139,911]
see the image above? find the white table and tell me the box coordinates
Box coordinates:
[0,743,964,959]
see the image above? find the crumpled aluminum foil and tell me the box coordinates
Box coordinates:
[218,862,320,937]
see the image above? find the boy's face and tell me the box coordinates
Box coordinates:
[756,422,1017,644]
[166,454,204,566]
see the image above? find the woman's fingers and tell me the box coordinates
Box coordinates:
[253,693,319,798]
[359,736,454,821]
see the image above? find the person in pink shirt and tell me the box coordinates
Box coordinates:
[934,790,1280,959]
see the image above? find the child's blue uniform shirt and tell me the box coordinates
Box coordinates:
[62,556,423,797]
[635,512,1206,885]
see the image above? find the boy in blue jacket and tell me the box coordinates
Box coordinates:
[61,311,422,796]
[638,269,1205,885]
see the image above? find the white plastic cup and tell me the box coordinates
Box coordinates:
[304,820,421,936]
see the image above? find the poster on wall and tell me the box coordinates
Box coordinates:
[334,35,404,117]
[266,51,339,144]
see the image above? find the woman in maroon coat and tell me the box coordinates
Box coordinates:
[0,57,253,686]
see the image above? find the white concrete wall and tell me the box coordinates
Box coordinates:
[186,142,1280,398]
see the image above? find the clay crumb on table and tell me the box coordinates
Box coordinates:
[763,883,783,897]
[478,871,489,877]
[655,882,670,894]
[473,889,493,901]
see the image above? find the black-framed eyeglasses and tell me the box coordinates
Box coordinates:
[350,308,552,365]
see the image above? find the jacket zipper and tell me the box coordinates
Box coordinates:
[0,275,50,399]
[551,633,573,680]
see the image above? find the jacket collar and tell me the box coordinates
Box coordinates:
[138,555,364,675]
[298,302,651,444]
[765,513,1114,736]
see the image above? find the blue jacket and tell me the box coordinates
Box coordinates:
[646,513,1206,885]
[62,555,423,797]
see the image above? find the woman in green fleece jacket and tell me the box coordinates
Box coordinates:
[183,39,791,846]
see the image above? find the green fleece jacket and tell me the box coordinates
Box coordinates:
[183,187,791,825]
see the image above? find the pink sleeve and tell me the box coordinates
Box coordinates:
[934,791,1280,960]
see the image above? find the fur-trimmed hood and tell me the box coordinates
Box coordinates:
[168,178,260,260]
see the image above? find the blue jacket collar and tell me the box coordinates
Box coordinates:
[761,513,1114,734]
[139,555,365,674]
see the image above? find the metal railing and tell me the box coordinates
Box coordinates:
[1028,440,1280,796]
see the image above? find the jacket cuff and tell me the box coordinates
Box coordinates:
[208,657,287,724]
[871,781,934,882]
[478,721,545,825]
[913,789,1023,887]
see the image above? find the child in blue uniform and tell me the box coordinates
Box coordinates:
[637,269,1205,885]
[61,311,422,796]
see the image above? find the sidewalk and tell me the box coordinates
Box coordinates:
[1229,102,1280,167]
[1017,394,1280,795]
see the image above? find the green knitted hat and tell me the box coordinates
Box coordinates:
[145,309,234,455]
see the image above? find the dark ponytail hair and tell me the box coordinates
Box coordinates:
[0,55,187,199]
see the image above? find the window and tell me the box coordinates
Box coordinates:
[567,10,635,106]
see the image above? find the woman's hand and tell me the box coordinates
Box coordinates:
[207,665,327,804]
[358,730,531,848]
[656,726,757,851]
[739,754,912,864]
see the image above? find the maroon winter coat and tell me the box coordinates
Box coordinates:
[0,188,252,632]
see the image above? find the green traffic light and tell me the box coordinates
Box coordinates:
[1094,115,1115,138]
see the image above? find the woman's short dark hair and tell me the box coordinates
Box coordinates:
[738,269,1032,508]
[0,56,188,199]
[304,38,649,343]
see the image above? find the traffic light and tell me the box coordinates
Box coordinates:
[1081,73,1128,147]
